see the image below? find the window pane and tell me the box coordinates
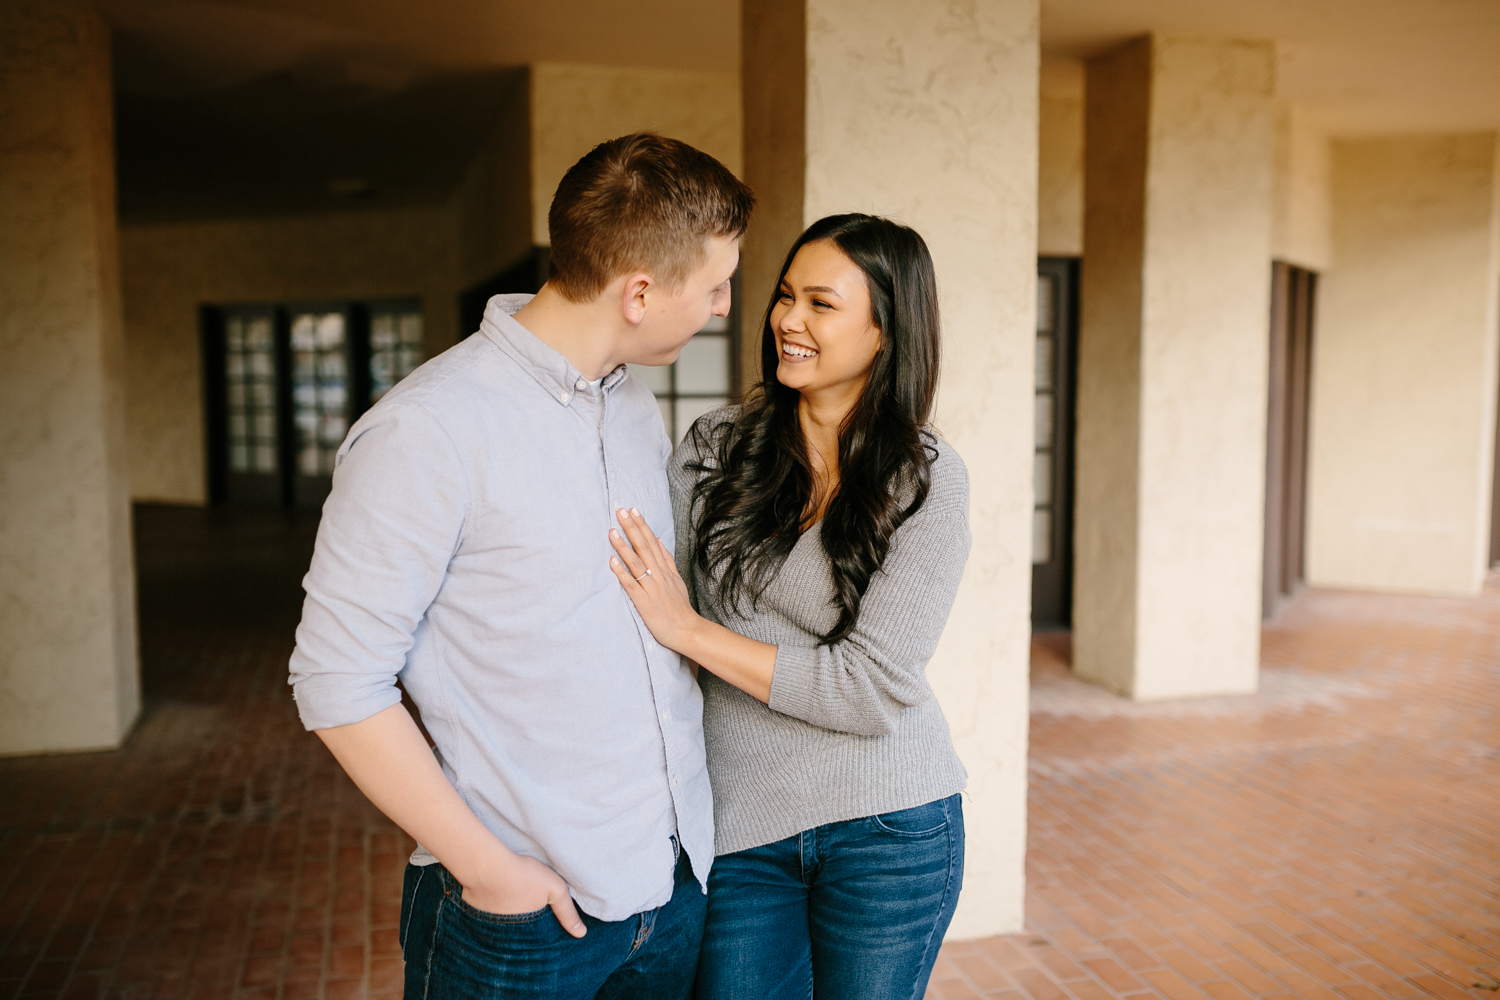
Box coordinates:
[1035,335,1054,392]
[290,311,348,475]
[1033,508,1051,564]
[675,396,728,444]
[1036,275,1055,333]
[1035,392,1054,449]
[371,314,396,349]
[399,313,423,345]
[291,315,316,351]
[316,313,345,349]
[226,312,277,478]
[675,335,730,394]
[247,317,273,348]
[628,363,672,394]
[1035,451,1052,506]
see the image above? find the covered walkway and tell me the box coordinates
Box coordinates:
[0,507,1496,1000]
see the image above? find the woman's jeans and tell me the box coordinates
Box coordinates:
[697,793,965,1000]
[399,846,704,1000]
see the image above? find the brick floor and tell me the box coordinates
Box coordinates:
[1,506,1496,999]
[928,578,1500,1000]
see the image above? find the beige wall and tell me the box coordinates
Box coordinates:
[1307,133,1500,596]
[121,207,460,504]
[1272,103,1332,271]
[750,0,1039,938]
[1,0,139,753]
[1039,58,1085,257]
[529,62,743,247]
[1076,36,1275,701]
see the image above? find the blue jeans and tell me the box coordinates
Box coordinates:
[697,794,965,1000]
[400,846,704,999]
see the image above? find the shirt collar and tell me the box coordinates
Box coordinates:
[479,293,629,406]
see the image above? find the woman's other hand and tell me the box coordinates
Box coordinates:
[609,508,703,654]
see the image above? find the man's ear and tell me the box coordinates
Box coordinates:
[621,273,653,326]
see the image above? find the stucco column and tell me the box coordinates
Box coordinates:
[743,0,1038,938]
[1,0,140,753]
[1307,134,1500,596]
[1075,36,1275,700]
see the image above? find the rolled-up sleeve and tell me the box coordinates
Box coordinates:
[288,403,468,731]
[766,508,971,737]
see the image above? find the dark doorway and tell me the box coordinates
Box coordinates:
[203,298,424,508]
[1264,262,1317,618]
[1033,257,1079,629]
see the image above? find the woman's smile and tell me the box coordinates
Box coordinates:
[780,340,819,362]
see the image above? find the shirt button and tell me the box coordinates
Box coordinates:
[672,777,680,788]
[575,378,587,390]
[558,390,569,403]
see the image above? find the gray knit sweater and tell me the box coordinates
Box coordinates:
[669,409,970,856]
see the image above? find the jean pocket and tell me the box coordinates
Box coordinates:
[869,798,950,838]
[438,868,554,927]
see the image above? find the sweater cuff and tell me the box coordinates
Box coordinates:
[768,644,821,720]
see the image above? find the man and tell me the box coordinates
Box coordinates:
[287,132,754,999]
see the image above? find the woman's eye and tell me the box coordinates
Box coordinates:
[812,299,831,310]
[776,291,793,303]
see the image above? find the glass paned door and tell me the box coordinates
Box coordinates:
[291,310,351,508]
[1032,258,1078,629]
[223,310,283,505]
[208,298,427,509]
[370,306,424,402]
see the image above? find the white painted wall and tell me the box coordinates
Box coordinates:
[1076,36,1275,701]
[1272,103,1332,272]
[1039,58,1085,257]
[1,0,139,754]
[1307,133,1500,595]
[802,0,1040,938]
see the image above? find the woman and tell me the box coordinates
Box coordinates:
[607,214,970,1000]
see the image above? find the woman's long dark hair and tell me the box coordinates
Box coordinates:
[686,213,941,645]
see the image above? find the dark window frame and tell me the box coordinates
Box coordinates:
[1033,256,1080,630]
[1264,261,1317,618]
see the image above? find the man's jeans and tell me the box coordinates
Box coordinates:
[696,794,964,1000]
[400,847,704,1000]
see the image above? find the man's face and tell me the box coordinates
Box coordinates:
[624,235,740,367]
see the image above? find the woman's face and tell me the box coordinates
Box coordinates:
[770,240,883,402]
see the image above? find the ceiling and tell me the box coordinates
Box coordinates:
[104,0,739,221]
[105,0,1500,222]
[1040,0,1500,135]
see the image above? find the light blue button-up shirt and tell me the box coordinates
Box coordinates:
[287,294,711,921]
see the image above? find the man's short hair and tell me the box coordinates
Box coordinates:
[548,132,756,302]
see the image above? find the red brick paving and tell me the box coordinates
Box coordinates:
[2,507,1496,998]
[928,577,1500,1000]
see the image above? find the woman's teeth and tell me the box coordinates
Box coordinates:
[783,344,818,359]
